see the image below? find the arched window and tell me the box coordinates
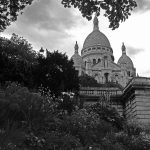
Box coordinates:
[98,58,101,63]
[127,71,130,76]
[111,56,114,61]
[85,61,87,67]
[115,74,118,83]
[93,59,96,65]
[104,73,109,83]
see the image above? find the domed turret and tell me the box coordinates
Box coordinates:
[117,43,134,69]
[71,41,85,68]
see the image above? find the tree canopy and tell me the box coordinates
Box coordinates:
[0,33,37,62]
[0,34,36,87]
[1,84,150,149]
[61,0,137,30]
[34,50,79,96]
[0,0,137,32]
[0,35,79,95]
[0,0,33,32]
[79,74,100,87]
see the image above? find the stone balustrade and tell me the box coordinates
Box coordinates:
[80,87,122,97]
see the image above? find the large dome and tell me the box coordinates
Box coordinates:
[83,30,111,49]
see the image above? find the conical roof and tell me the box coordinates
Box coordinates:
[71,42,85,68]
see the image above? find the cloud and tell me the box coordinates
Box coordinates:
[2,0,80,52]
[18,0,78,31]
[140,69,150,77]
[127,46,144,56]
[134,0,150,13]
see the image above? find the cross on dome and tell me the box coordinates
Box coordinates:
[93,13,99,31]
[122,42,126,55]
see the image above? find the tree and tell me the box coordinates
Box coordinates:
[61,0,137,30]
[79,74,99,87]
[34,50,79,96]
[0,34,37,62]
[88,102,125,130]
[1,0,137,32]
[0,0,33,32]
[0,35,37,87]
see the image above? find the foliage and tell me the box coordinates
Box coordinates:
[0,0,137,32]
[0,83,45,131]
[1,83,150,149]
[57,93,75,115]
[43,132,81,150]
[0,0,33,32]
[0,36,79,94]
[61,0,137,30]
[103,129,150,150]
[79,74,99,87]
[0,35,36,87]
[79,74,123,89]
[0,34,37,62]
[34,50,79,96]
[0,128,26,150]
[88,102,125,130]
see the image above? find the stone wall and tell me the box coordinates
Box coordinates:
[123,77,150,123]
[110,95,123,116]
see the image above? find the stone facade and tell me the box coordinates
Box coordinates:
[122,77,150,123]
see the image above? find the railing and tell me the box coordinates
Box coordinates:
[79,87,123,102]
[80,87,122,96]
[80,89,122,96]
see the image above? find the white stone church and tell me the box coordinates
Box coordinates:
[71,15,136,88]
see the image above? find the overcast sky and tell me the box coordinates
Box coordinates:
[1,0,150,77]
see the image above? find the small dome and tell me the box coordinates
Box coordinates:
[83,30,111,49]
[71,53,85,68]
[117,54,134,68]
[117,43,134,69]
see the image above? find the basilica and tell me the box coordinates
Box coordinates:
[71,15,136,88]
[71,15,150,124]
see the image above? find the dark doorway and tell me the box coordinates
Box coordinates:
[104,73,109,83]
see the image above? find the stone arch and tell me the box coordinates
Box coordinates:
[93,59,96,65]
[98,58,101,63]
[85,61,87,67]
[104,73,109,83]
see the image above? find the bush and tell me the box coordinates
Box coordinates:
[1,84,150,150]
